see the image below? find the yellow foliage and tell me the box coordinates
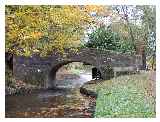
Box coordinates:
[83,5,106,15]
[5,5,107,56]
[31,32,43,39]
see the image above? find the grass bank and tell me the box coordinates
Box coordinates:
[82,72,156,118]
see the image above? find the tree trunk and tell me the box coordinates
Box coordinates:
[151,53,156,70]
[121,6,137,52]
[141,49,146,70]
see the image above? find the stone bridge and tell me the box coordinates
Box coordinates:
[13,48,142,88]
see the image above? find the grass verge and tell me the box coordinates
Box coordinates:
[82,72,156,118]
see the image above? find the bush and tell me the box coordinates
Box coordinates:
[83,26,135,54]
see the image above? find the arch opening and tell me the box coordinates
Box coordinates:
[47,61,102,88]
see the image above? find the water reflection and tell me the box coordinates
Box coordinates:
[56,72,92,88]
[5,73,95,118]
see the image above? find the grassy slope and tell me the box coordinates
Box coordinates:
[83,72,156,117]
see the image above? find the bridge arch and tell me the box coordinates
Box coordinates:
[47,60,102,88]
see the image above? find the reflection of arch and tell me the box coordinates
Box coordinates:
[47,61,102,88]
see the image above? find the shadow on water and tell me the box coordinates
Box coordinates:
[5,73,96,118]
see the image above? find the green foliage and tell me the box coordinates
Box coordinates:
[84,26,135,53]
[119,39,135,53]
[85,26,119,50]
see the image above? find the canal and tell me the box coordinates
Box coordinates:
[5,72,96,118]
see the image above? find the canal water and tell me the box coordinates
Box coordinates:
[5,72,96,118]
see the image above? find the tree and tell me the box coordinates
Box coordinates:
[6,5,106,56]
[111,5,156,69]
[139,6,156,70]
[112,5,143,53]
[84,26,135,53]
[84,26,119,51]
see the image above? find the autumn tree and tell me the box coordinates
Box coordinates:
[6,5,106,57]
